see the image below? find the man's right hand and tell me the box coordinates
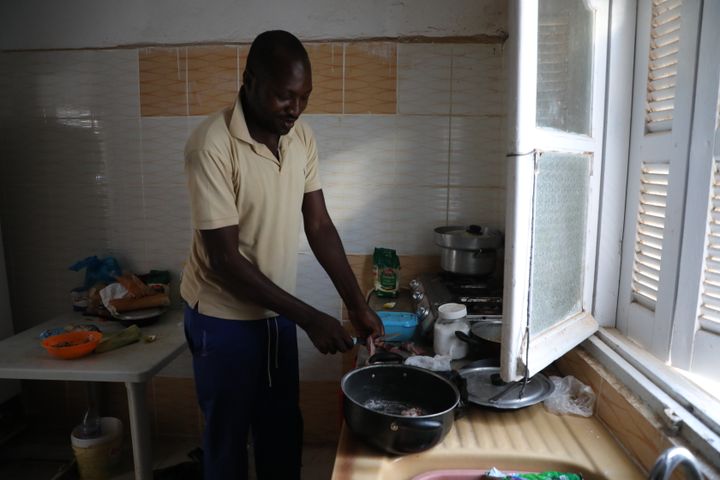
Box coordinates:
[304,313,354,354]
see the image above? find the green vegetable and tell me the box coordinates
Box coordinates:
[95,325,142,353]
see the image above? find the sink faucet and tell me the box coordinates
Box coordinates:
[648,447,703,480]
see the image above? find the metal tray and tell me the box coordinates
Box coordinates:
[458,360,554,410]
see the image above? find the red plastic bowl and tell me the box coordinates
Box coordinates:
[41,331,103,359]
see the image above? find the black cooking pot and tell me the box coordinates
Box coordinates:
[341,364,460,455]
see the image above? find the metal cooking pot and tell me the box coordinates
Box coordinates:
[341,364,460,455]
[434,225,503,276]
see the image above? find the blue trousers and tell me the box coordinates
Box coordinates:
[184,305,303,480]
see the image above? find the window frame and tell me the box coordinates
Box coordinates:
[503,0,609,381]
[592,0,720,467]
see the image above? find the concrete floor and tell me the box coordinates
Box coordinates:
[0,428,337,479]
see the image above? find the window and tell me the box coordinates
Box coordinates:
[502,0,609,381]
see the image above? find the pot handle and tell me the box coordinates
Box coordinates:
[390,418,443,433]
[367,351,405,365]
[455,330,483,346]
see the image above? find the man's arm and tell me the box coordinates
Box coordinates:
[301,190,385,339]
[200,226,353,354]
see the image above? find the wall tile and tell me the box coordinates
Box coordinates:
[395,115,451,186]
[397,44,453,115]
[305,43,343,114]
[452,44,506,116]
[296,253,342,318]
[303,115,346,186]
[143,184,192,304]
[2,118,108,187]
[449,115,506,187]
[188,46,238,116]
[139,47,188,117]
[448,186,506,230]
[344,42,397,114]
[387,186,448,255]
[324,183,395,255]
[0,50,140,122]
[323,115,397,186]
[106,184,148,274]
[141,117,192,186]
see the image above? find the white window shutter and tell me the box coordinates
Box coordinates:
[618,0,702,360]
[645,0,682,133]
[631,162,670,309]
[697,163,720,335]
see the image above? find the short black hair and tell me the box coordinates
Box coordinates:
[245,30,310,79]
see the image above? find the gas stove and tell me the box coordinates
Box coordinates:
[410,272,503,337]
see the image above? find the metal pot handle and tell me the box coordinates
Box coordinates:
[367,351,405,365]
[390,418,443,432]
[454,330,483,346]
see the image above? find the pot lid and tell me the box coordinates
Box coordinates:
[458,362,554,409]
[434,225,503,250]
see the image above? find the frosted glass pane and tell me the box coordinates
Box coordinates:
[529,152,590,334]
[536,0,594,135]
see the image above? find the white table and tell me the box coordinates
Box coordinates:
[0,310,188,480]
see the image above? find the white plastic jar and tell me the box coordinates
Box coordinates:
[433,303,469,360]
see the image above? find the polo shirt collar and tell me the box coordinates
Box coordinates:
[228,96,255,146]
[228,95,295,164]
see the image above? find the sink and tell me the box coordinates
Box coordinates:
[411,469,571,480]
[375,452,621,480]
[331,405,645,480]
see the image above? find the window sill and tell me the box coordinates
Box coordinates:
[569,329,720,473]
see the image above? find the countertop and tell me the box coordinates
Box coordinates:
[340,290,644,479]
[331,402,645,480]
[0,309,187,383]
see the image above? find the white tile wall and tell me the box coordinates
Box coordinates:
[397,44,453,115]
[0,42,507,378]
[451,44,506,116]
[295,253,343,381]
[449,115,506,187]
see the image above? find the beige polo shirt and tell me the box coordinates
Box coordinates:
[180,97,321,320]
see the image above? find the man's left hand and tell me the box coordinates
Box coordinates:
[348,307,385,340]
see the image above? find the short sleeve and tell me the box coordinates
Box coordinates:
[302,126,322,193]
[185,149,238,230]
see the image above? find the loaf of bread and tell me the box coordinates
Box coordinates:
[109,293,170,313]
[115,273,155,298]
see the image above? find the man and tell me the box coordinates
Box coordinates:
[181,30,384,480]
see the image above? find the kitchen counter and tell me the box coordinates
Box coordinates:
[331,402,645,480]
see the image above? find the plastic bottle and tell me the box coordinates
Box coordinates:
[433,303,469,359]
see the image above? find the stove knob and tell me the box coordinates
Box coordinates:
[416,306,429,319]
[409,279,420,290]
[411,291,424,302]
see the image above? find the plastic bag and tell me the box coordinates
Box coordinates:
[403,354,452,372]
[543,375,596,417]
[69,256,122,290]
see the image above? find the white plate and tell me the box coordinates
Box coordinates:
[111,307,167,321]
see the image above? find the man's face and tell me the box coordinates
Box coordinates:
[245,59,312,136]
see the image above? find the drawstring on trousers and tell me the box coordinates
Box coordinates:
[266,317,280,388]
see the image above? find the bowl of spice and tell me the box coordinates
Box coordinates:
[41,331,103,359]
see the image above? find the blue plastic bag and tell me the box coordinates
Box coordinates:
[69,256,122,290]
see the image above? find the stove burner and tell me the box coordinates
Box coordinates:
[459,296,502,304]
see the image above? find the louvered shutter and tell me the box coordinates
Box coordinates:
[697,161,720,333]
[645,0,682,133]
[631,162,669,309]
[618,0,701,359]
